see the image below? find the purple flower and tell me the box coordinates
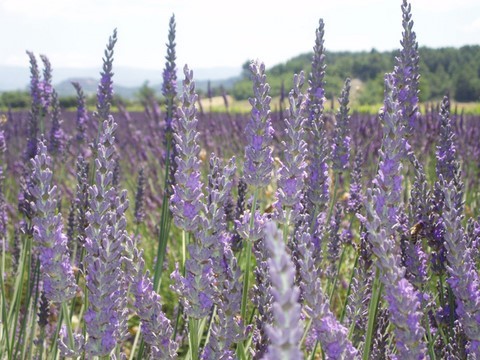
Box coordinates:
[48,90,65,156]
[274,71,308,226]
[347,151,364,214]
[305,19,330,217]
[29,140,77,303]
[25,51,41,160]
[306,19,327,126]
[26,51,42,109]
[83,116,128,356]
[132,248,178,358]
[96,29,117,122]
[162,14,177,133]
[39,54,53,113]
[331,78,352,172]
[442,177,480,356]
[393,0,420,133]
[360,74,427,358]
[295,217,358,359]
[263,221,303,360]
[172,154,237,321]
[72,81,89,143]
[243,60,274,189]
[202,241,246,359]
[0,129,7,250]
[436,96,459,184]
[170,65,205,233]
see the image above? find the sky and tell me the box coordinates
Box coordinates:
[0,0,479,77]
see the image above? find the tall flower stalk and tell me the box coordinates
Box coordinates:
[153,13,178,293]
[263,222,303,360]
[240,59,274,327]
[360,74,427,359]
[96,29,117,124]
[394,0,420,134]
[305,18,330,226]
[72,81,89,144]
[274,71,307,240]
[170,65,207,360]
[29,140,77,303]
[83,116,128,356]
[295,217,358,359]
[29,139,78,353]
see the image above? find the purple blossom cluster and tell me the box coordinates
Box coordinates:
[359,74,427,358]
[170,65,205,234]
[274,71,308,225]
[83,116,129,356]
[243,60,274,189]
[29,140,77,303]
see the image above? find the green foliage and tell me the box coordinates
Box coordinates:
[0,91,30,108]
[230,46,480,104]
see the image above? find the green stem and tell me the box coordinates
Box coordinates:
[327,246,347,304]
[182,230,187,273]
[424,309,436,360]
[24,265,42,360]
[282,207,291,243]
[189,318,200,360]
[0,235,11,358]
[129,324,142,360]
[340,252,359,324]
[362,267,382,360]
[240,188,259,322]
[11,235,34,358]
[61,303,76,349]
[152,132,172,293]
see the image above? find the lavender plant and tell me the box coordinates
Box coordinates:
[83,116,128,356]
[1,4,480,360]
[71,81,88,143]
[394,0,420,135]
[29,139,77,303]
[240,59,275,330]
[263,221,303,360]
[359,73,427,359]
[273,71,307,232]
[305,19,330,222]
[96,29,117,123]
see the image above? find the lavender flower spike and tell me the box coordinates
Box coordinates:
[295,218,358,359]
[39,54,53,113]
[0,128,7,250]
[441,165,480,353]
[163,13,178,134]
[436,96,459,184]
[48,89,65,156]
[331,78,351,172]
[96,28,117,122]
[29,139,77,303]
[72,81,89,143]
[360,74,427,358]
[83,116,127,356]
[305,19,330,214]
[243,60,274,189]
[394,0,420,133]
[274,71,308,225]
[170,65,205,233]
[263,221,303,360]
[132,248,178,358]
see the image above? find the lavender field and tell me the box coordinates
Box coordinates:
[1,1,480,359]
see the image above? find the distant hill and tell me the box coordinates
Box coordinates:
[230,45,480,104]
[0,65,241,98]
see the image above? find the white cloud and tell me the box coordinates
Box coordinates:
[413,0,478,12]
[464,17,480,33]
